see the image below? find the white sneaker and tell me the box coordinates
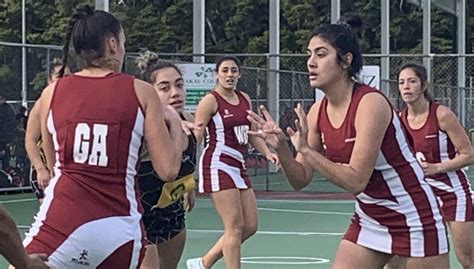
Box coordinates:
[186,257,205,269]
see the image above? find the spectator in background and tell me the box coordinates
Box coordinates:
[15,106,28,131]
[0,94,16,151]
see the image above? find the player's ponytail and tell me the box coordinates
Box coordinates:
[136,50,182,84]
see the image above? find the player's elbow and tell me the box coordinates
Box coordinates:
[348,178,369,195]
[152,164,178,182]
[467,148,474,165]
[160,171,178,182]
[288,178,311,191]
[291,182,307,191]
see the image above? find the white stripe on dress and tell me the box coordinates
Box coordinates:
[355,202,392,254]
[393,116,448,254]
[125,108,145,267]
[438,131,471,221]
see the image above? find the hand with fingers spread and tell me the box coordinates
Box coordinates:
[247,105,286,150]
[286,103,311,153]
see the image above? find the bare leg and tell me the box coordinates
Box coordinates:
[332,239,391,269]
[157,230,187,269]
[139,244,159,269]
[384,256,406,269]
[449,221,474,269]
[405,253,449,269]
[201,189,258,269]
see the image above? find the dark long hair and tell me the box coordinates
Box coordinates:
[59,4,122,77]
[307,14,363,80]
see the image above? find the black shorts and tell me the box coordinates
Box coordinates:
[142,199,185,244]
[30,168,44,200]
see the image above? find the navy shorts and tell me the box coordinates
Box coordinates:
[142,199,185,244]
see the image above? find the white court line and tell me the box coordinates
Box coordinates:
[0,198,36,204]
[241,256,330,265]
[188,229,343,236]
[256,199,355,204]
[0,196,355,205]
[16,225,343,236]
[252,181,288,186]
[258,207,353,216]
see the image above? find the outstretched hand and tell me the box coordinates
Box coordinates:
[181,120,203,135]
[287,103,310,153]
[247,105,286,150]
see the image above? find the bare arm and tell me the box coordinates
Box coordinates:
[25,102,45,170]
[296,93,392,194]
[431,105,474,173]
[38,84,56,176]
[182,111,196,212]
[192,94,217,184]
[278,103,323,190]
[135,79,182,182]
[0,206,50,269]
[0,206,30,268]
[25,100,50,189]
[193,94,217,146]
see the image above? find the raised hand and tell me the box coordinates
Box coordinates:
[287,103,310,153]
[247,105,286,150]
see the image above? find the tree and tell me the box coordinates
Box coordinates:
[0,0,471,103]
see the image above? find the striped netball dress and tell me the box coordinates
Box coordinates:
[24,73,146,268]
[401,102,473,222]
[317,84,448,257]
[199,90,251,193]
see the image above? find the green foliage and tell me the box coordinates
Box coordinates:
[0,0,470,102]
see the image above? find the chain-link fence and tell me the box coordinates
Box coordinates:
[1,42,473,192]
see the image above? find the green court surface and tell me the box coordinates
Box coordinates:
[0,192,469,268]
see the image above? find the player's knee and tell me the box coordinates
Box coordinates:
[243,222,257,240]
[225,221,245,237]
